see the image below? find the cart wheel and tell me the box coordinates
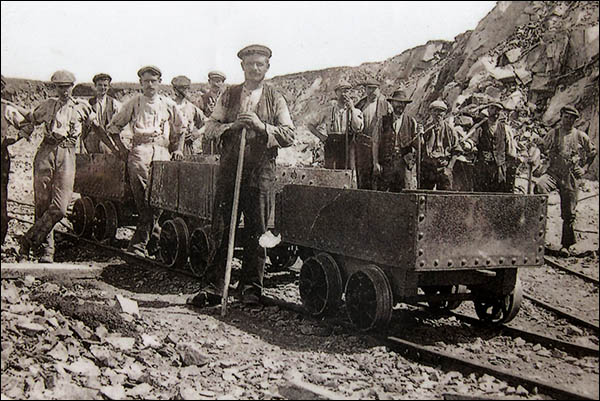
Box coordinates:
[268,244,297,271]
[92,201,118,243]
[71,197,95,238]
[159,217,189,269]
[425,285,465,311]
[345,265,393,331]
[474,276,522,323]
[299,253,343,317]
[189,226,211,277]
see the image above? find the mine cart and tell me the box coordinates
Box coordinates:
[71,153,136,243]
[278,186,548,331]
[149,159,356,274]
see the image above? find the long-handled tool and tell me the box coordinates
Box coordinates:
[221,127,247,317]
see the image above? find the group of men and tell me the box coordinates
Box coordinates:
[309,79,596,256]
[1,42,597,307]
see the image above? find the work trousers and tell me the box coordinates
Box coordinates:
[1,144,10,245]
[82,133,112,154]
[355,142,374,190]
[25,140,76,257]
[473,160,510,193]
[127,144,169,254]
[324,137,350,170]
[420,158,453,190]
[534,173,577,249]
[452,161,474,192]
[207,175,272,295]
[378,152,416,192]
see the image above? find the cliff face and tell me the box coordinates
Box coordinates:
[4,2,599,174]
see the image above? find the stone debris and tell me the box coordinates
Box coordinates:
[115,294,140,318]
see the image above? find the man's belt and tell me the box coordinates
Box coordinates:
[42,135,76,148]
[132,134,168,147]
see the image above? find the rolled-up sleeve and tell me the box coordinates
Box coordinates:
[264,93,295,149]
[106,98,135,135]
[349,107,364,133]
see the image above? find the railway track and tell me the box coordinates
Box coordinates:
[5,206,599,400]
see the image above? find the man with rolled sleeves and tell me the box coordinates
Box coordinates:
[190,44,295,306]
[200,70,227,154]
[307,80,363,169]
[530,105,596,256]
[2,75,29,245]
[356,79,393,190]
[377,89,419,192]
[420,100,459,190]
[81,73,121,154]
[171,75,205,156]
[18,71,91,262]
[107,65,185,258]
[470,100,517,193]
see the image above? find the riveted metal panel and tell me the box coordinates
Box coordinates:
[280,185,418,267]
[74,153,131,202]
[413,192,547,271]
[149,161,179,212]
[177,162,217,219]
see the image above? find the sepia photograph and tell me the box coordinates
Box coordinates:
[1,1,598,399]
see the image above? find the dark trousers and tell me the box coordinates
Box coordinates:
[324,138,348,169]
[1,144,10,245]
[355,142,373,190]
[453,161,474,192]
[421,159,453,190]
[378,153,415,192]
[207,175,272,294]
[535,173,577,248]
[473,160,510,193]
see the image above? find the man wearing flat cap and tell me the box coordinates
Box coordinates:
[2,75,30,245]
[107,65,185,258]
[18,70,92,262]
[355,79,393,189]
[200,70,227,154]
[529,105,596,256]
[171,75,205,156]
[469,99,517,193]
[81,73,122,154]
[191,44,295,306]
[307,79,363,169]
[376,89,419,192]
[419,100,459,190]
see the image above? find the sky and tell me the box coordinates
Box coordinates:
[1,1,496,84]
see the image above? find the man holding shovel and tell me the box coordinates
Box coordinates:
[188,44,295,307]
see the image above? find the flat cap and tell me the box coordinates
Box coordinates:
[429,100,448,111]
[92,73,112,84]
[50,70,76,84]
[560,105,580,118]
[362,78,380,87]
[208,70,226,80]
[237,44,272,59]
[388,89,412,103]
[171,75,191,87]
[137,65,162,78]
[334,79,352,91]
[487,101,505,109]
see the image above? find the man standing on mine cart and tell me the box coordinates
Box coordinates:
[81,73,121,154]
[18,71,91,262]
[171,75,205,156]
[107,65,185,258]
[530,105,597,257]
[189,44,295,306]
[1,75,29,246]
[356,79,393,190]
[376,89,419,192]
[199,70,227,154]
[307,80,363,169]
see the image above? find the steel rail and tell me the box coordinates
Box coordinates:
[450,312,599,358]
[544,255,599,285]
[523,293,599,332]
